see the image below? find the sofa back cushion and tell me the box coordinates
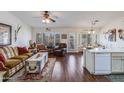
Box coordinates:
[2,47,15,58]
[7,47,15,57]
[2,47,11,58]
[0,47,19,59]
[18,47,29,55]
[11,47,18,56]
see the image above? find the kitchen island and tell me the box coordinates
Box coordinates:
[83,48,124,75]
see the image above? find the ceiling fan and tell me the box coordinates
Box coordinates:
[42,11,56,23]
[35,11,56,23]
[33,11,57,24]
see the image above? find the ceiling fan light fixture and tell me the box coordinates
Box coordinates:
[46,19,50,23]
[42,19,46,23]
[88,31,91,34]
[92,31,95,34]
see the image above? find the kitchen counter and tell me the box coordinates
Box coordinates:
[88,48,124,53]
[83,48,124,75]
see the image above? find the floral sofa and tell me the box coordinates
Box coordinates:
[0,46,33,80]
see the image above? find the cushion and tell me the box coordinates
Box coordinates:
[11,47,18,56]
[0,53,6,64]
[0,61,7,71]
[8,47,16,57]
[2,47,12,58]
[0,48,7,60]
[37,44,46,50]
[5,59,21,69]
[18,47,29,55]
[11,55,28,61]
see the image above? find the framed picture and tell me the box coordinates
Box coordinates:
[61,34,67,39]
[0,23,12,46]
[118,29,124,41]
[104,28,116,42]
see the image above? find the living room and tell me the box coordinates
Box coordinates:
[1,0,124,93]
[1,11,124,82]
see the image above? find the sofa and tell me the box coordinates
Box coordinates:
[0,46,33,80]
[37,44,49,52]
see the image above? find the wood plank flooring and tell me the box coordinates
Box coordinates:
[51,53,110,82]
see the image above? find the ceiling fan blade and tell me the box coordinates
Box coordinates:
[32,16,41,18]
[49,18,56,22]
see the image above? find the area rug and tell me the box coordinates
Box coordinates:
[8,58,56,82]
[105,74,124,82]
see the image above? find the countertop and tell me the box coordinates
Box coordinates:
[88,48,124,53]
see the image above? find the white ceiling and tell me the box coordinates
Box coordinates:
[11,11,124,28]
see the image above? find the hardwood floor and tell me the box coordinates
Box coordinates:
[51,53,110,82]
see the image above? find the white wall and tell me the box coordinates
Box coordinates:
[0,12,32,47]
[98,17,124,48]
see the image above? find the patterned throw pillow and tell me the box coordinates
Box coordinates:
[0,53,6,64]
[0,48,7,60]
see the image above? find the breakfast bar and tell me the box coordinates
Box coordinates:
[83,48,124,75]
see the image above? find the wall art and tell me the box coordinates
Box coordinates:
[0,23,12,46]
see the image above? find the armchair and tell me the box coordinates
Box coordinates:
[54,43,67,56]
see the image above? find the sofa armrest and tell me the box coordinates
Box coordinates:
[28,49,33,53]
[28,48,37,53]
[0,71,6,82]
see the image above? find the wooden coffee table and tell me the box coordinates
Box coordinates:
[25,52,48,74]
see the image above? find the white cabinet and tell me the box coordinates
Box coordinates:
[85,51,111,75]
[122,58,124,72]
[95,53,111,74]
[85,51,94,74]
[112,57,123,73]
[84,50,124,75]
[111,53,124,73]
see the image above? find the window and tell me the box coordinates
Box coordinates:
[43,32,54,47]
[81,34,88,45]
[79,33,97,46]
[36,33,42,44]
[36,32,61,47]
[55,33,60,45]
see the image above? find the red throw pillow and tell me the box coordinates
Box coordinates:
[18,47,29,55]
[0,61,6,71]
[0,53,6,64]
